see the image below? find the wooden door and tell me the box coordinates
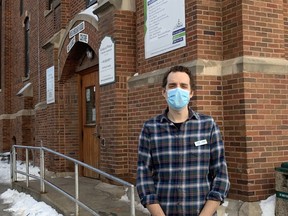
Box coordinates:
[81,70,100,178]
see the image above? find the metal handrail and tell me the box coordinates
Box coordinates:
[11,145,135,216]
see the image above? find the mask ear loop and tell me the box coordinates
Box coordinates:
[162,88,167,99]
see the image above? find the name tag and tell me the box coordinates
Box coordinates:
[194,139,208,146]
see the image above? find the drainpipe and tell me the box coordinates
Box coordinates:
[37,0,41,103]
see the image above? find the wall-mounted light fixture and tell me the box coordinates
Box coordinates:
[86,47,94,59]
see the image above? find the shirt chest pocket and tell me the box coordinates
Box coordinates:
[186,136,211,163]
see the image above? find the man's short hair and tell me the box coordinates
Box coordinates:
[162,65,195,90]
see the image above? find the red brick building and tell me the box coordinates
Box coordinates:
[0,0,287,204]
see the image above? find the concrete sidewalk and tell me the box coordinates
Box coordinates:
[12,174,149,216]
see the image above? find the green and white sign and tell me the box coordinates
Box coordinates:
[144,0,186,59]
[276,191,288,200]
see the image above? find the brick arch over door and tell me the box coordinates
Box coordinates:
[57,14,99,82]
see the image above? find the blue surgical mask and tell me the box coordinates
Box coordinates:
[166,88,190,110]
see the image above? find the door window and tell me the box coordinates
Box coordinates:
[85,86,96,124]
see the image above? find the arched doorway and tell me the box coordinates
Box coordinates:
[57,14,101,178]
[60,41,100,178]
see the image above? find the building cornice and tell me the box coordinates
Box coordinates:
[128,56,288,89]
[0,109,35,120]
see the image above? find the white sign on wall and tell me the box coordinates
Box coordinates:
[46,66,55,104]
[67,21,87,53]
[99,36,115,86]
[144,0,186,59]
[67,36,76,53]
[79,33,89,43]
[69,21,85,38]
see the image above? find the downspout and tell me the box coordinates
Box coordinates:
[37,0,41,103]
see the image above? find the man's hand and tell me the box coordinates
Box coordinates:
[199,200,220,216]
[147,203,166,216]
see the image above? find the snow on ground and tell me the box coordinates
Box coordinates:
[120,189,150,214]
[0,189,63,216]
[0,158,40,184]
[0,153,63,216]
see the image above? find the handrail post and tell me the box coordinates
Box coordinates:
[11,146,17,182]
[26,149,29,187]
[40,147,45,193]
[13,146,17,182]
[75,163,79,216]
[130,185,135,216]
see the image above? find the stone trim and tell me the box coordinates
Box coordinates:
[128,56,288,88]
[222,56,288,76]
[93,0,136,15]
[57,14,99,58]
[0,109,35,120]
[57,10,99,81]
[42,29,66,49]
[34,101,47,111]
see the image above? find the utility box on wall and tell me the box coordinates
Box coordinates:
[275,162,288,216]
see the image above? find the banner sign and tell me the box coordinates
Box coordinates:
[144,0,186,59]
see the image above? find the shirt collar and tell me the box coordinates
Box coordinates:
[160,107,199,123]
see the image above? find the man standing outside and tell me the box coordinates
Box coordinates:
[136,66,230,216]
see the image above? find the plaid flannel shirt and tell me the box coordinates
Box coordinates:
[136,108,230,216]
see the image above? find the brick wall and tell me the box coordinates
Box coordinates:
[0,1,2,90]
[285,1,288,59]
[194,1,223,60]
[0,120,11,152]
[222,71,288,201]
[0,0,12,114]
[242,0,285,58]
[128,81,165,178]
[222,0,243,59]
[243,72,287,201]
[98,10,136,179]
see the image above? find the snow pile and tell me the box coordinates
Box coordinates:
[0,189,63,216]
[120,192,150,214]
[260,194,276,216]
[0,158,40,184]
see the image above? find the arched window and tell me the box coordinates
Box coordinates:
[24,17,30,78]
